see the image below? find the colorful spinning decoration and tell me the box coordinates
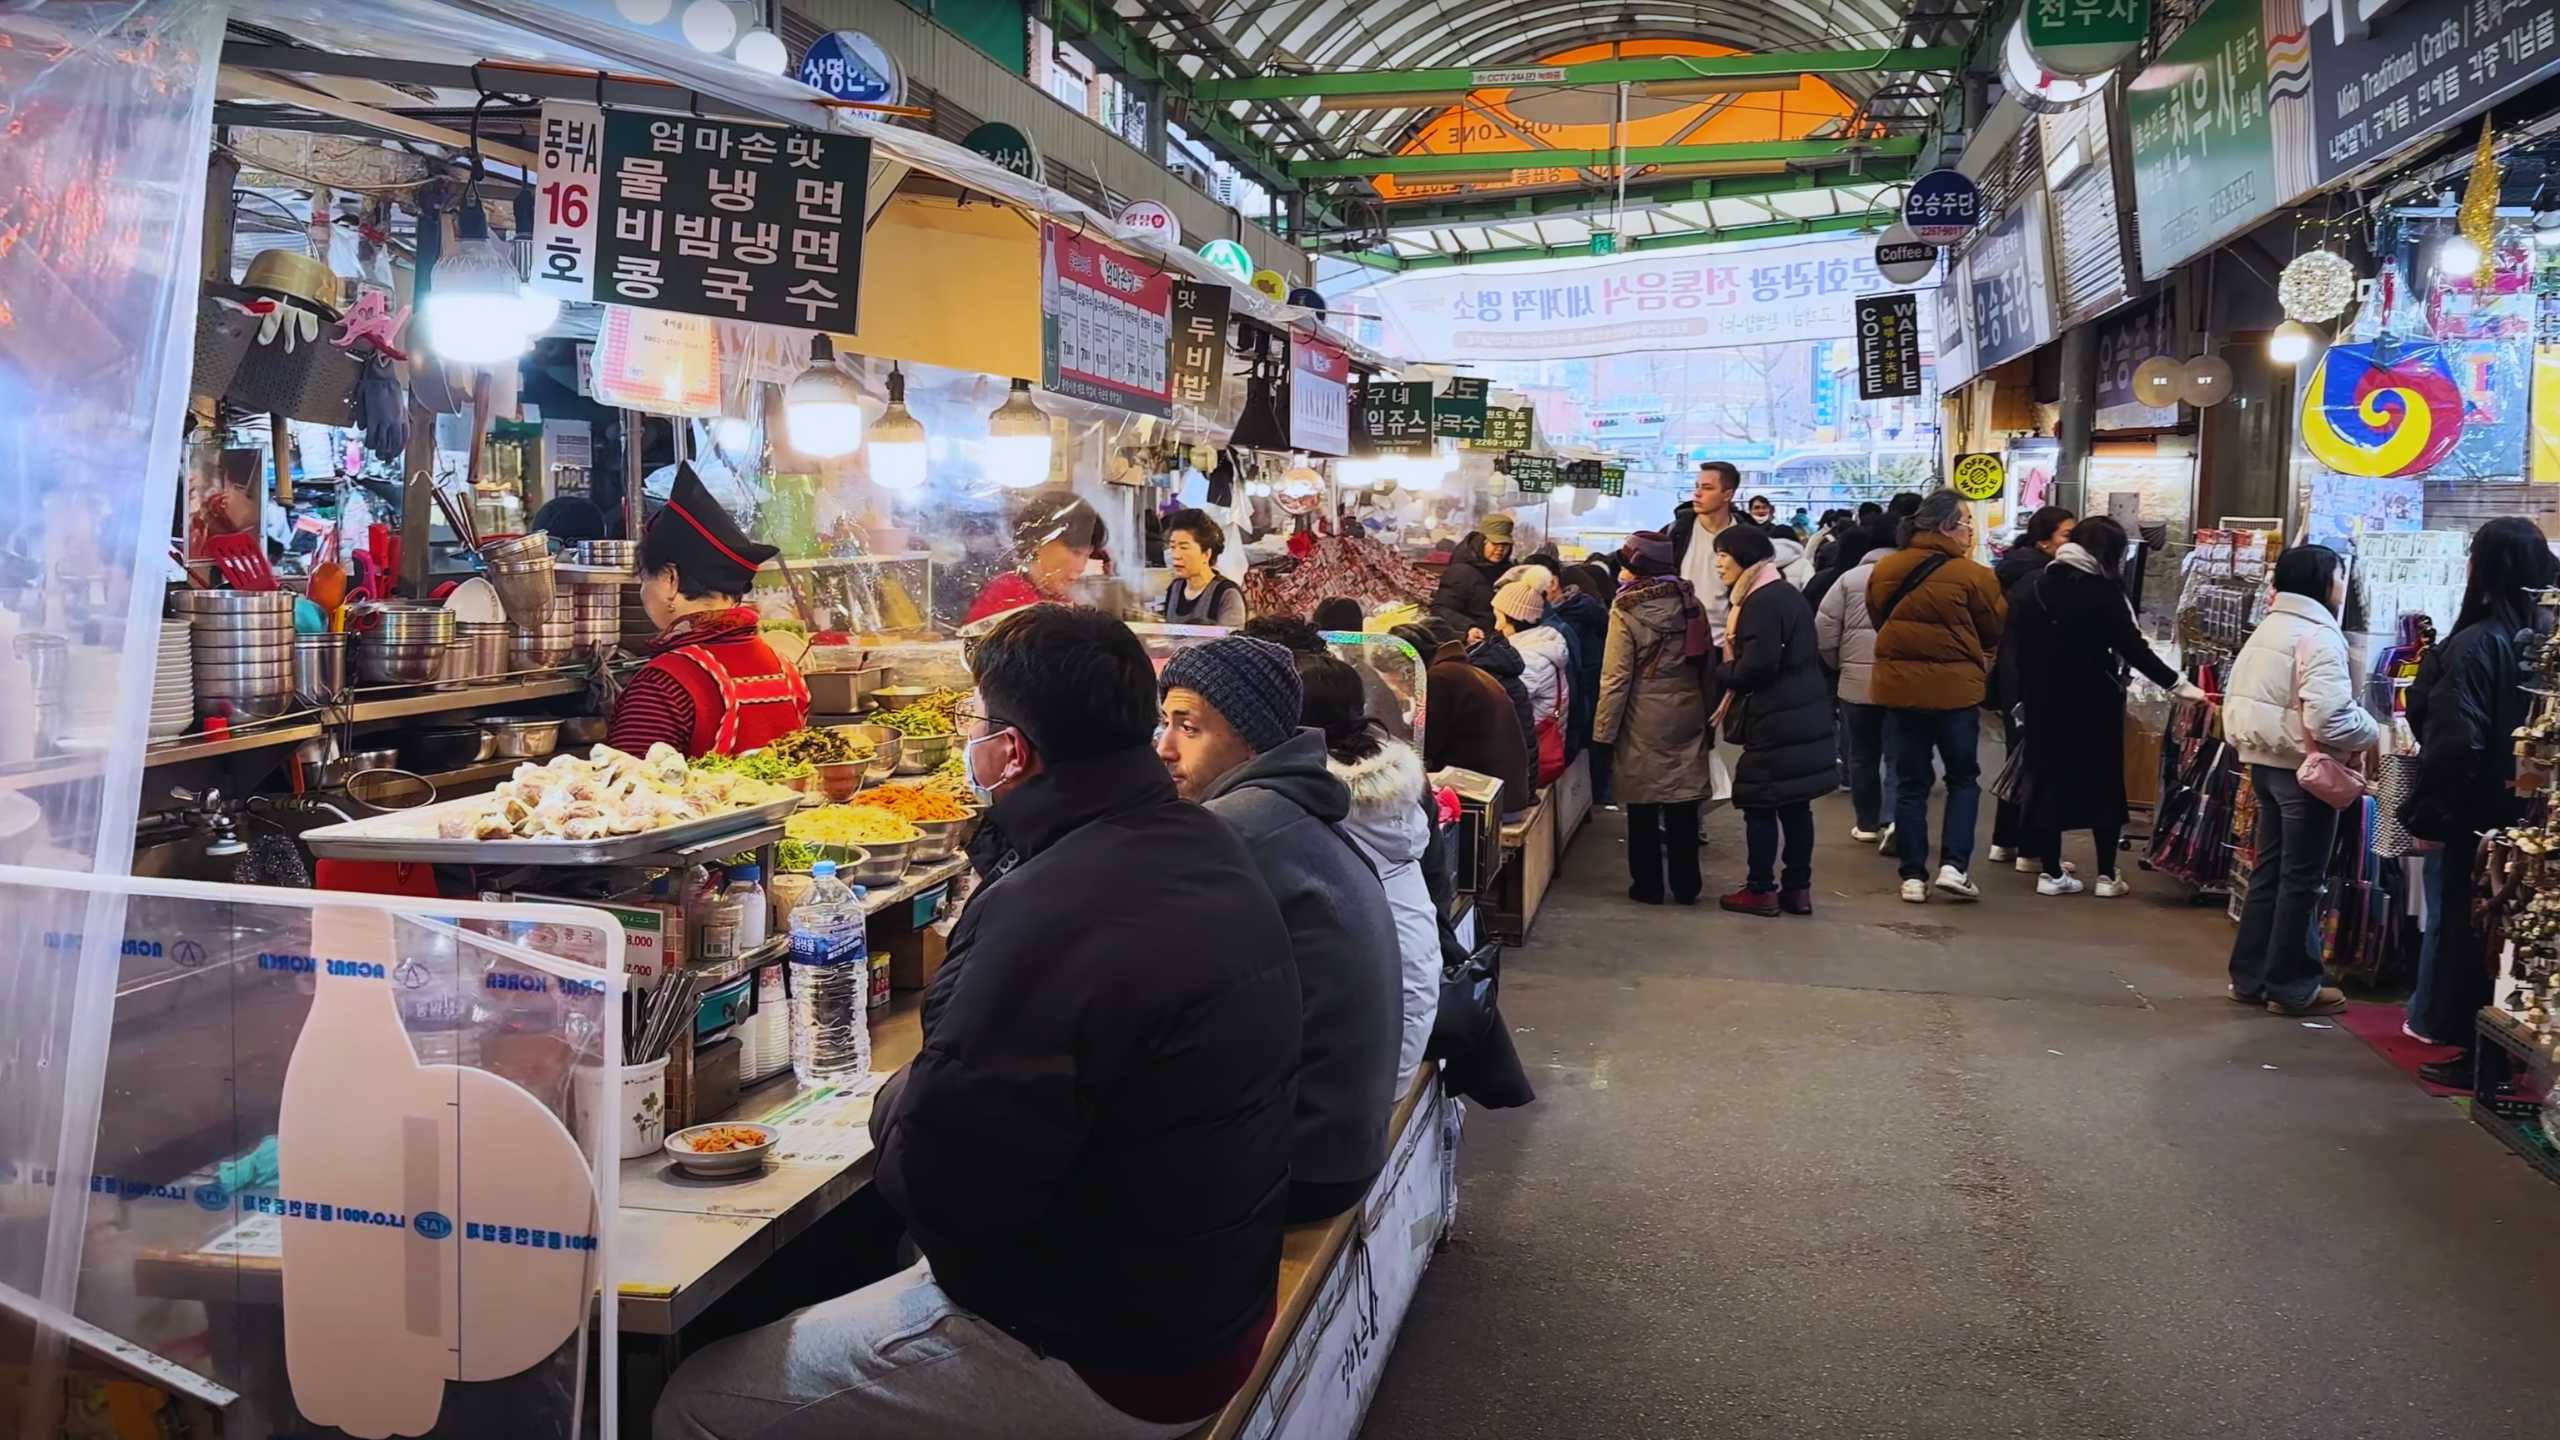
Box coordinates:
[2299,342,2464,478]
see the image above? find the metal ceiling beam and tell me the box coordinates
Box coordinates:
[1199,46,1960,101]
[1044,0,1313,195]
[1291,134,1920,178]
[1303,158,1909,243]
[1341,207,1879,270]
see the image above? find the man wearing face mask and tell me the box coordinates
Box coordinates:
[658,605,1300,1440]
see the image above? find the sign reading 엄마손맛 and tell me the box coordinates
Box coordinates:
[1041,222,1172,417]
[1433,375,1490,439]
[1952,452,2007,501]
[1855,293,1923,400]
[1361,232,1930,363]
[531,103,603,303]
[594,113,870,330]
[1353,381,1435,456]
[1287,338,1351,455]
[1167,280,1231,411]
[1468,404,1535,452]
[1903,169,1983,244]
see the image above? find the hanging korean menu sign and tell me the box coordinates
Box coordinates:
[1287,337,1350,455]
[1433,375,1490,439]
[1468,404,1534,452]
[1564,459,1603,490]
[1855,292,1922,399]
[1353,381,1434,456]
[531,103,603,303]
[595,112,869,329]
[1598,464,1627,498]
[1041,222,1173,417]
[1167,280,1231,411]
[1507,454,1563,493]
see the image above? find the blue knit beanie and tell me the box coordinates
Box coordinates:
[1161,636,1301,754]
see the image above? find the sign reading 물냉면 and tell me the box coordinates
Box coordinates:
[1855,293,1923,400]
[1432,375,1490,440]
[594,113,870,331]
[1041,222,1172,417]
[1352,381,1435,456]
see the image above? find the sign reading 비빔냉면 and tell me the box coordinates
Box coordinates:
[1951,452,2007,501]
[593,112,870,331]
[1040,222,1172,417]
[1903,168,1983,244]
[531,103,603,303]
[1433,375,1490,439]
[1167,280,1231,411]
[1855,293,1924,400]
[2023,0,2149,78]
[1353,381,1436,456]
[1117,199,1181,247]
[1287,337,1351,455]
[962,121,1043,182]
[1507,454,1564,493]
[797,30,903,105]
[1467,404,1535,451]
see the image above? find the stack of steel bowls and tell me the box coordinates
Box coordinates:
[453,620,512,685]
[578,538,639,573]
[573,584,621,657]
[482,530,557,629]
[179,591,297,722]
[292,632,349,706]
[353,604,456,686]
[510,591,576,670]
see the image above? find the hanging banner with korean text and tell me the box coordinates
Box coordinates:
[1855,292,1924,400]
[1968,188,2059,370]
[1598,464,1628,497]
[1041,222,1173,417]
[1166,280,1231,412]
[1467,404,1535,452]
[1353,381,1435,456]
[2125,0,2315,278]
[1432,375,1490,439]
[531,103,602,303]
[1287,337,1351,455]
[1358,233,1932,362]
[1507,455,1564,493]
[2307,0,2560,186]
[595,113,870,330]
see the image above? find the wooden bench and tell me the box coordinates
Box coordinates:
[1190,1067,1457,1440]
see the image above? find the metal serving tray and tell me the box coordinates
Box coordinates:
[298,791,801,866]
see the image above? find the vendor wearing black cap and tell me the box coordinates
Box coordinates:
[608,464,810,757]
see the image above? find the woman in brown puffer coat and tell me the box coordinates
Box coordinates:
[1592,530,1714,906]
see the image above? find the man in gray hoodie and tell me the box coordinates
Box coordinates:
[1158,635,1401,1222]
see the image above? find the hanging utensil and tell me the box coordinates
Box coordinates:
[205,532,279,591]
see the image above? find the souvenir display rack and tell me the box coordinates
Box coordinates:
[2466,586,2560,1177]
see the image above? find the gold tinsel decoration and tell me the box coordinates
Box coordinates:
[2458,117,2502,289]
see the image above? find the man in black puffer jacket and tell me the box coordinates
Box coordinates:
[1430,514,1513,640]
[662,605,1302,1438]
[1708,524,1838,917]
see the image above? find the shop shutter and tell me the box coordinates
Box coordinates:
[2041,100,2134,326]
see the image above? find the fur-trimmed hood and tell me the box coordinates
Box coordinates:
[1325,738,1429,867]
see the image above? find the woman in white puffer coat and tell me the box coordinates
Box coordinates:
[1300,654,1440,1096]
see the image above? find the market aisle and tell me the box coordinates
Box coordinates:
[1365,782,2560,1438]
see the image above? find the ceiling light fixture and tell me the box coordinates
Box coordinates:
[986,378,1053,487]
[867,365,929,492]
[2267,320,2320,365]
[784,334,865,458]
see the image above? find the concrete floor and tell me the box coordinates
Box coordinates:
[1364,784,2560,1439]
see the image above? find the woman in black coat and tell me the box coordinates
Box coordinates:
[2401,518,2558,1080]
[1431,527,1511,641]
[1709,525,1836,917]
[1989,505,2075,865]
[2009,516,2188,896]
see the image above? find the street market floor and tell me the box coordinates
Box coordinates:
[1364,778,2560,1439]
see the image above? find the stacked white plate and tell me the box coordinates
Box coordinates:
[149,619,193,741]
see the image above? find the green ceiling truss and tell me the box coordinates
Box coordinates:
[1194,46,1963,102]
[1304,155,1915,240]
[1046,0,1304,196]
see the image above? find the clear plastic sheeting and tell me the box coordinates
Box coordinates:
[4,877,626,1438]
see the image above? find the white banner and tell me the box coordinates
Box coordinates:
[1359,234,1934,362]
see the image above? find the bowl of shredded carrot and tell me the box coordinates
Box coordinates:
[852,784,973,822]
[664,1121,777,1177]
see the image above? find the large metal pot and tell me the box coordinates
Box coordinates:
[355,637,448,686]
[485,716,562,758]
[453,621,511,685]
[174,589,295,616]
[508,629,574,669]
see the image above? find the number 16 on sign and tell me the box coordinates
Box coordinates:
[533,103,603,303]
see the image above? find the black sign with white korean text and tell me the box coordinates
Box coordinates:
[2310,0,2560,186]
[1468,404,1535,452]
[1354,381,1435,456]
[1598,464,1627,498]
[1855,293,1923,400]
[1166,281,1231,410]
[595,112,870,331]
[1432,375,1490,439]
[1564,459,1604,490]
[1507,453,1563,493]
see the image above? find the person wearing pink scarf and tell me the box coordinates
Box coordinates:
[1706,525,1836,916]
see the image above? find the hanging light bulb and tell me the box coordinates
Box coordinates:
[2267,320,2320,364]
[425,205,536,365]
[509,185,563,340]
[986,379,1053,487]
[784,334,865,457]
[867,366,929,492]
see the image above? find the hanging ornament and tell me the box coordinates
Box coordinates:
[2457,116,2502,289]
[2279,249,2358,323]
[2298,341,2464,478]
[2179,353,2235,407]
[2132,356,2186,407]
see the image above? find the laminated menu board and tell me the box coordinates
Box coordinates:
[595,112,871,330]
[1041,221,1172,416]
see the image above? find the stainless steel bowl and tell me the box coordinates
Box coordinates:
[834,724,902,782]
[579,539,639,566]
[893,731,955,775]
[292,634,349,703]
[186,618,295,641]
[355,639,445,686]
[485,716,562,758]
[193,636,299,664]
[562,715,609,745]
[453,622,510,685]
[908,811,974,862]
[837,835,915,888]
[309,747,398,787]
[174,590,295,614]
[508,632,573,668]
[197,692,292,721]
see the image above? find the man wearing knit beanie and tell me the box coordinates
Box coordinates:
[1159,635,1402,1222]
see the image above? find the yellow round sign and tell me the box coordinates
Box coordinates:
[1250,269,1289,302]
[1950,452,2006,502]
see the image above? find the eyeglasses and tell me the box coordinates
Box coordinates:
[953,705,1014,733]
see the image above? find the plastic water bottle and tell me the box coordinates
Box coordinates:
[788,861,869,1083]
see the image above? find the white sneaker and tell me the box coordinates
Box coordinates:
[1876,824,1897,854]
[2093,875,2130,898]
[2015,856,2078,875]
[1987,844,2014,863]
[1900,878,1928,903]
[1934,865,1981,900]
[1850,826,1882,843]
[2036,873,2084,896]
